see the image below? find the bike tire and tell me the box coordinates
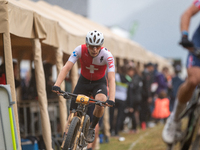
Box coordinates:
[82,115,90,137]
[63,116,81,150]
[180,113,200,150]
[191,134,200,150]
[166,143,175,150]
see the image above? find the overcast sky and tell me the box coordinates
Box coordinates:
[88,0,200,66]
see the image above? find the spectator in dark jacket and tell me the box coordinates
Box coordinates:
[109,66,130,136]
[170,65,184,111]
[126,66,143,133]
[140,62,155,129]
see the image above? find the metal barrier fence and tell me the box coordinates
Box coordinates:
[17,99,62,140]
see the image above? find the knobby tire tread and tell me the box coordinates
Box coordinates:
[63,117,80,150]
[82,115,90,137]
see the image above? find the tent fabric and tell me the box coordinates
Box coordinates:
[6,0,172,68]
[0,1,8,33]
[19,0,171,68]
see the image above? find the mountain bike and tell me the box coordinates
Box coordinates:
[58,90,106,150]
[167,86,200,150]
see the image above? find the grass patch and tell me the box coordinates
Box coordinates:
[99,118,196,150]
[99,123,169,150]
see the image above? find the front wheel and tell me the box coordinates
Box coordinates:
[82,115,90,137]
[63,116,81,150]
[166,144,175,150]
[180,113,200,150]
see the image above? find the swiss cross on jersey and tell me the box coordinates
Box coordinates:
[68,44,115,81]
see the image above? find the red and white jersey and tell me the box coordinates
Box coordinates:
[68,44,115,81]
[194,0,200,9]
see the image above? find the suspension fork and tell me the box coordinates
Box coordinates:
[73,115,85,150]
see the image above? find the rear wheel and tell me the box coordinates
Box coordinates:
[63,116,80,150]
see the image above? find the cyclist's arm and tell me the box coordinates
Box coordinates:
[107,71,115,102]
[181,4,199,32]
[54,61,74,87]
[54,45,81,87]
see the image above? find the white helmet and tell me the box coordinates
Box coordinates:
[86,30,104,46]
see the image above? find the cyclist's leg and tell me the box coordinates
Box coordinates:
[162,60,200,144]
[172,66,200,121]
[86,83,107,143]
[163,23,200,145]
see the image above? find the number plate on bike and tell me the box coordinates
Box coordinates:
[76,95,89,104]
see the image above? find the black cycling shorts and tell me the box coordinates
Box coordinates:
[70,74,107,110]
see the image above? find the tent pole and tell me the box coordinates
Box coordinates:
[3,31,21,150]
[32,39,53,150]
[2,0,22,146]
[55,48,67,134]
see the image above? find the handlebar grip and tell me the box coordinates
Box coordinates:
[59,90,65,93]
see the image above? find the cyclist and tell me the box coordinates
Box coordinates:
[162,0,200,144]
[52,30,116,144]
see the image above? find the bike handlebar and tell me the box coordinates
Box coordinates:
[59,90,107,106]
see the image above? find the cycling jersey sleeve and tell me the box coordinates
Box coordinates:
[194,0,200,9]
[68,45,81,64]
[106,51,115,72]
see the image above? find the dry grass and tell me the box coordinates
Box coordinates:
[99,123,170,150]
[99,118,199,150]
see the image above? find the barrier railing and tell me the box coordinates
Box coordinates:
[17,99,62,140]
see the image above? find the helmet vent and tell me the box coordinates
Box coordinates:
[96,39,100,44]
[89,38,92,43]
[93,35,96,42]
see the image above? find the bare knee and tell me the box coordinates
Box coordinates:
[187,67,200,88]
[187,76,199,88]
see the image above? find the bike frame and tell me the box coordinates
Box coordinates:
[168,87,200,150]
[59,91,106,150]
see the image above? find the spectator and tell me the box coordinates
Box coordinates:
[126,65,142,133]
[43,62,57,99]
[109,65,130,137]
[152,90,171,123]
[152,66,170,121]
[140,62,155,129]
[21,71,32,100]
[154,67,169,97]
[28,69,38,99]
[0,61,20,88]
[170,65,184,111]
